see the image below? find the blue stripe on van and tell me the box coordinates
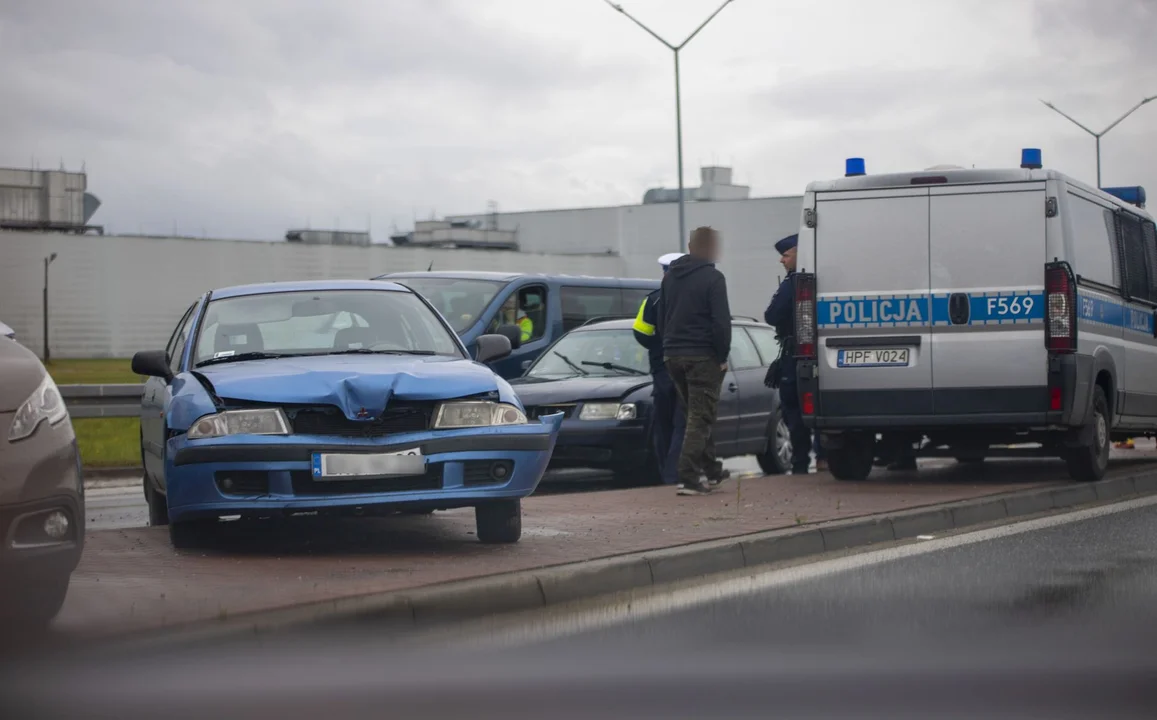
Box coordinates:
[1077,292,1154,336]
[817,289,1155,335]
[817,290,1044,328]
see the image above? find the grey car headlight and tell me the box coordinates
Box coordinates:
[433,401,527,429]
[8,373,68,442]
[578,402,637,421]
[187,408,291,439]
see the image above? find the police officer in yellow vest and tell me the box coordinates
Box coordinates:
[497,295,534,344]
[633,253,686,484]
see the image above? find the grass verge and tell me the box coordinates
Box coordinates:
[46,359,142,468]
[73,417,140,468]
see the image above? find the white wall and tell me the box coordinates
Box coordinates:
[0,232,625,358]
[449,194,805,319]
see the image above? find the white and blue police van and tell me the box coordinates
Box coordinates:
[791,150,1156,483]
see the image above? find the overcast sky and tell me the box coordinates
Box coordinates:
[1,0,1153,241]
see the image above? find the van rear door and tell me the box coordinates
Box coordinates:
[814,187,933,418]
[928,183,1047,416]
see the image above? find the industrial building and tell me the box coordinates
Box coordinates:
[445,166,804,316]
[0,167,102,234]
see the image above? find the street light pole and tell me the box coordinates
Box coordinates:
[605,0,736,253]
[1040,95,1157,188]
[43,252,57,362]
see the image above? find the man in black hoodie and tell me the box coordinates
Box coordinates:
[657,226,732,496]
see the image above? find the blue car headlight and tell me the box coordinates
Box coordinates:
[578,402,637,421]
[433,401,527,429]
[187,408,291,439]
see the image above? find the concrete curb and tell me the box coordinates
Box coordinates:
[88,467,1157,653]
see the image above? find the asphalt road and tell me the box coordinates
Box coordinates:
[6,494,1157,719]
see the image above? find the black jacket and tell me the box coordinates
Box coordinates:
[764,272,795,340]
[632,289,665,375]
[657,255,731,364]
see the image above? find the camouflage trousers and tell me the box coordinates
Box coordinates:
[665,356,726,486]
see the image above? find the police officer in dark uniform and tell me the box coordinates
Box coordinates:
[764,233,813,474]
[633,252,686,484]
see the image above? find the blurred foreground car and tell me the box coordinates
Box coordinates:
[0,336,85,628]
[132,280,562,548]
[510,318,791,485]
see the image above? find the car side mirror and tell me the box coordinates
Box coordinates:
[132,350,173,381]
[495,324,523,350]
[475,334,513,364]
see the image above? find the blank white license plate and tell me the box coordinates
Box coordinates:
[311,448,425,479]
[837,348,911,368]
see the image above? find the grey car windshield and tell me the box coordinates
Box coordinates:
[527,328,649,378]
[191,289,464,366]
[392,277,507,333]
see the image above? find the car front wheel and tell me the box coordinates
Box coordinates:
[756,408,792,475]
[475,499,521,544]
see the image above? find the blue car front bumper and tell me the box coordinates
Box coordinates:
[163,415,562,523]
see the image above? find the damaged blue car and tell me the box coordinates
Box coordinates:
[131,279,562,548]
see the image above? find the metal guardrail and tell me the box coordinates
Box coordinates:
[59,384,143,419]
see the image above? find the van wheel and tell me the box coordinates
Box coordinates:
[476,499,521,544]
[828,432,875,481]
[145,479,169,527]
[1064,386,1111,483]
[756,408,792,475]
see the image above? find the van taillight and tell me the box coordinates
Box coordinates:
[1045,261,1077,353]
[794,272,817,359]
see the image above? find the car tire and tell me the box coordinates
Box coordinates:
[475,499,521,544]
[169,518,216,550]
[756,407,792,476]
[145,478,169,527]
[1064,386,1110,483]
[827,432,875,482]
[0,572,70,630]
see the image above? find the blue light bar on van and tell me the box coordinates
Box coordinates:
[1102,186,1147,208]
[845,158,865,177]
[1020,148,1042,169]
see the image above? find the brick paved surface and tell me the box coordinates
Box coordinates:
[53,457,1157,639]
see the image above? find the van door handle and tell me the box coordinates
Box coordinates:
[727,382,738,393]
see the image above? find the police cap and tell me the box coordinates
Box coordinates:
[658,252,684,268]
[774,234,798,255]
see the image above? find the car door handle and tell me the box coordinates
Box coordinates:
[727,382,738,393]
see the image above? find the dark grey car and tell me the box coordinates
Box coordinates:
[0,336,85,628]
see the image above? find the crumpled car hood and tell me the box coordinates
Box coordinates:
[196,354,500,421]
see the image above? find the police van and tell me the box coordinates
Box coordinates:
[792,150,1156,483]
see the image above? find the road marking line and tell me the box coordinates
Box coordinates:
[435,494,1157,650]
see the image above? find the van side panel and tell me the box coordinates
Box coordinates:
[815,188,932,415]
[927,184,1048,414]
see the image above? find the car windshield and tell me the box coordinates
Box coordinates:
[390,277,507,333]
[527,328,649,379]
[191,289,463,366]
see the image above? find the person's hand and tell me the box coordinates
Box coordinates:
[720,362,729,372]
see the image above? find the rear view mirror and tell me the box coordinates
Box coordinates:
[132,350,173,381]
[475,334,513,364]
[495,324,523,350]
[292,298,339,318]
